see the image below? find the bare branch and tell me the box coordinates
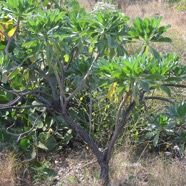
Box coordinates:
[0,96,21,108]
[34,68,57,100]
[62,112,103,165]
[105,101,136,163]
[0,104,48,110]
[162,83,186,88]
[67,53,99,102]
[89,89,93,136]
[33,93,51,105]
[0,86,52,109]
[144,96,173,103]
[51,63,66,111]
[115,92,131,128]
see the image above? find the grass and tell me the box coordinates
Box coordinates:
[0,151,17,186]
[49,139,186,186]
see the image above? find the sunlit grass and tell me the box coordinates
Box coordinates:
[0,152,17,186]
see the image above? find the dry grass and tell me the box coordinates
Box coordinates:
[52,140,186,186]
[110,148,186,185]
[148,158,186,186]
[0,152,17,186]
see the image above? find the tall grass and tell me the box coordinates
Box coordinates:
[0,152,17,186]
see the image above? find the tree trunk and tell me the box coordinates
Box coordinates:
[99,162,110,186]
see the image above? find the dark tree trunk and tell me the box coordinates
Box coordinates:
[61,99,140,186]
[99,161,110,186]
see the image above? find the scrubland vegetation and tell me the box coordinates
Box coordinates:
[0,0,186,185]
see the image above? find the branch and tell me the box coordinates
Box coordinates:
[0,85,52,98]
[88,89,93,136]
[5,17,21,65]
[34,68,57,101]
[33,93,51,105]
[104,101,136,163]
[115,92,130,128]
[0,104,49,110]
[6,108,46,141]
[62,112,103,165]
[51,63,66,111]
[144,96,173,103]
[161,83,186,88]
[67,53,99,102]
[0,87,52,109]
[0,96,21,108]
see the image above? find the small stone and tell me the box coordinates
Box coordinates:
[164,151,172,158]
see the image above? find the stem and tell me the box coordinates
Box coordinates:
[104,101,136,163]
[5,17,21,65]
[51,63,66,112]
[89,89,93,136]
[115,92,130,128]
[61,112,103,164]
[67,53,99,102]
[144,96,173,103]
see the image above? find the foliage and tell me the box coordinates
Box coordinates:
[31,161,57,185]
[146,102,186,147]
[126,16,172,57]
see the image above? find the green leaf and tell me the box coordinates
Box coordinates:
[153,132,159,147]
[45,136,57,151]
[150,47,160,59]
[19,138,31,150]
[107,35,118,48]
[132,84,140,105]
[46,44,53,64]
[0,95,8,103]
[138,79,150,93]
[145,131,156,139]
[23,146,36,160]
[178,102,186,118]
[36,141,48,150]
[156,37,172,42]
[28,113,44,129]
[43,168,57,177]
[159,85,171,97]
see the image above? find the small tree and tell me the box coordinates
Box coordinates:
[0,0,186,185]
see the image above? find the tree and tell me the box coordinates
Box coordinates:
[0,0,186,185]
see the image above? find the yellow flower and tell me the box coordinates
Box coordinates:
[8,26,17,37]
[107,82,118,102]
[0,25,5,41]
[2,20,13,29]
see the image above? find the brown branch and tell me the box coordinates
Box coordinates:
[0,96,21,108]
[105,101,136,163]
[67,53,99,102]
[51,63,66,112]
[162,83,186,88]
[61,112,103,165]
[34,68,57,100]
[115,92,131,128]
[0,87,52,109]
[144,96,173,103]
[0,104,49,110]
